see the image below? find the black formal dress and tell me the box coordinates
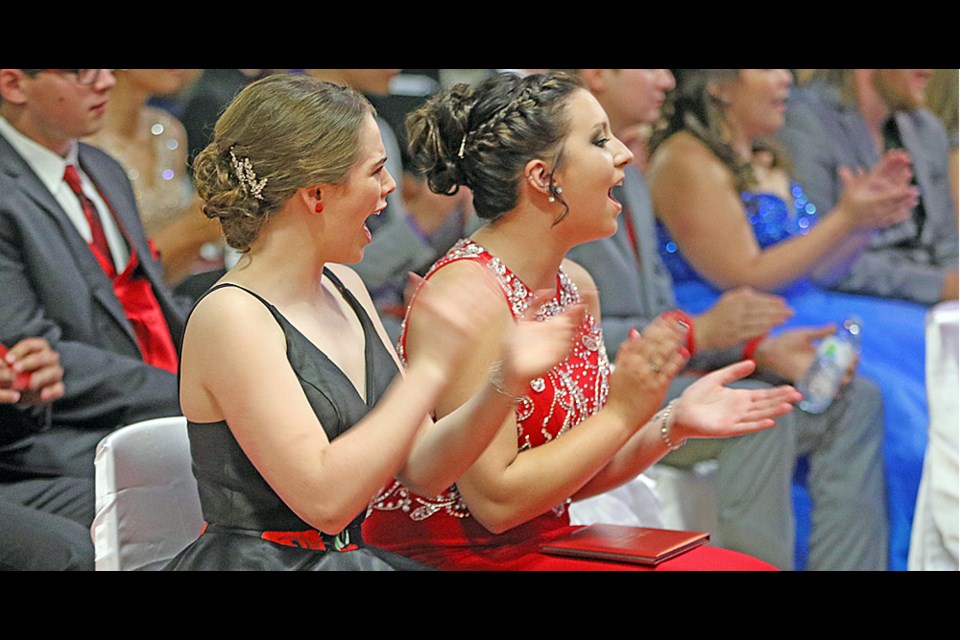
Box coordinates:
[164,271,429,570]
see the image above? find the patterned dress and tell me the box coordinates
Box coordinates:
[363,238,776,571]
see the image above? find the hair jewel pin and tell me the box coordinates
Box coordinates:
[458,135,467,160]
[229,147,267,200]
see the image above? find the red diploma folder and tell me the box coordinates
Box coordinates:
[541,524,710,566]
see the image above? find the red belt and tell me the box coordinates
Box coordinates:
[201,522,362,552]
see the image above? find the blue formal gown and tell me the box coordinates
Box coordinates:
[656,183,929,571]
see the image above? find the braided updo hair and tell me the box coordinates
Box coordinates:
[191,73,375,252]
[405,71,583,223]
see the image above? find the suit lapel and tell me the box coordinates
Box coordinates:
[0,138,139,347]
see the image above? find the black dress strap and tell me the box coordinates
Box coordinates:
[178,269,398,407]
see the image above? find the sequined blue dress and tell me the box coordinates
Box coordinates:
[656,182,929,571]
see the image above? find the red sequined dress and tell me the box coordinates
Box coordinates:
[362,239,776,571]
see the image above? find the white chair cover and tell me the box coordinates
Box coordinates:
[91,416,204,571]
[908,300,959,570]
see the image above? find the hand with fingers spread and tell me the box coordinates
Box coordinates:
[404,264,583,398]
[665,360,802,446]
[0,337,65,406]
[604,313,690,430]
[402,262,506,385]
[694,287,794,352]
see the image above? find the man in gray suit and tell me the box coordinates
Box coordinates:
[564,69,888,571]
[777,69,958,305]
[0,69,184,568]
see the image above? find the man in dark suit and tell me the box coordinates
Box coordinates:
[0,68,184,568]
[2,336,95,570]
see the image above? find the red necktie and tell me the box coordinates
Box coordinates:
[63,164,114,275]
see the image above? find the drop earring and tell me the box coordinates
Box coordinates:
[549,185,563,203]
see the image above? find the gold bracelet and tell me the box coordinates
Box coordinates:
[489,361,524,404]
[658,399,685,451]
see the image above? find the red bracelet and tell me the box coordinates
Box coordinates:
[664,310,696,357]
[742,335,766,361]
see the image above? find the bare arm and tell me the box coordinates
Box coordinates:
[647,133,917,292]
[410,260,797,533]
[379,264,583,496]
[180,266,503,536]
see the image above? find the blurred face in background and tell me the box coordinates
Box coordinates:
[604,69,676,130]
[723,69,794,139]
[117,69,194,96]
[873,69,933,112]
[1,69,117,154]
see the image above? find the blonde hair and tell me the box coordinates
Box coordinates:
[926,69,959,138]
[191,73,375,252]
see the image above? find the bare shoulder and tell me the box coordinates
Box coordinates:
[184,283,282,348]
[648,131,728,187]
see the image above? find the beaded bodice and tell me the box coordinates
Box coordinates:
[371,238,610,522]
[88,107,196,236]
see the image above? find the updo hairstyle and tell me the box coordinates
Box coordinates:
[405,71,582,223]
[191,73,375,252]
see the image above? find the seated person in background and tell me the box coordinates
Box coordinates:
[2,337,96,571]
[646,68,932,571]
[163,73,583,571]
[0,68,183,486]
[363,71,801,571]
[84,69,222,289]
[563,68,888,571]
[776,69,958,305]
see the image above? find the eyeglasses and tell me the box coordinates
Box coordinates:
[24,69,115,86]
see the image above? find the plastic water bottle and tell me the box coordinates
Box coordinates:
[797,316,862,414]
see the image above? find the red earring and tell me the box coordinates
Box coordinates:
[315,203,324,214]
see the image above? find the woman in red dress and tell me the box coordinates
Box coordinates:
[362,71,801,571]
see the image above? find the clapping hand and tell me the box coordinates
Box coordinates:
[695,287,793,351]
[493,288,584,398]
[605,313,691,430]
[669,360,801,443]
[404,264,582,395]
[838,149,919,231]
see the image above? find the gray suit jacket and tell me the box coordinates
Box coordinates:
[566,165,742,372]
[777,81,959,304]
[0,137,183,448]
